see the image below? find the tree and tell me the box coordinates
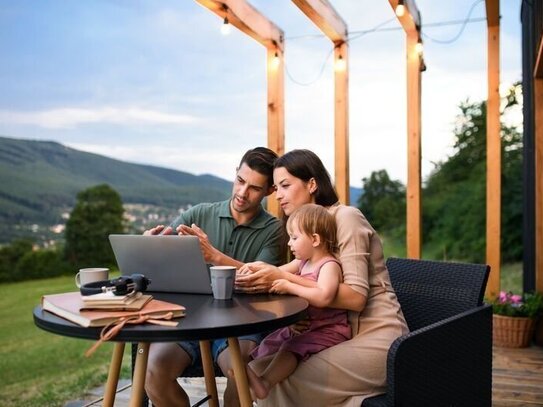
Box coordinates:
[423,82,523,262]
[358,169,405,238]
[64,184,124,268]
[0,238,34,282]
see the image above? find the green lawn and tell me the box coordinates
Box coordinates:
[0,274,131,407]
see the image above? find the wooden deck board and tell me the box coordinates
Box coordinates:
[72,345,543,406]
[492,345,543,406]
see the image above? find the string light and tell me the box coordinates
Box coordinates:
[271,52,280,69]
[395,0,405,17]
[220,17,231,36]
[415,39,423,55]
[334,54,346,71]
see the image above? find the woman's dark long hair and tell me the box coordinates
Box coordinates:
[274,149,339,207]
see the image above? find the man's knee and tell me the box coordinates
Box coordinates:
[147,343,191,381]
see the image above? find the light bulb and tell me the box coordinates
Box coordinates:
[271,52,280,69]
[395,3,405,17]
[334,55,346,71]
[415,40,423,55]
[221,17,231,36]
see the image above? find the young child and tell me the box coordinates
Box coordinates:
[243,203,351,400]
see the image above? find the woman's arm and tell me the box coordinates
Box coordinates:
[271,262,341,308]
[329,205,375,313]
[329,283,367,312]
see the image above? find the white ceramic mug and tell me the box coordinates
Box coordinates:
[210,266,236,300]
[75,267,109,288]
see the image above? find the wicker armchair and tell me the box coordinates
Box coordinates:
[362,257,492,407]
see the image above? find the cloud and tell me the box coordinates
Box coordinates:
[0,107,199,129]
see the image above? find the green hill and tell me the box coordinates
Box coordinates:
[0,136,232,244]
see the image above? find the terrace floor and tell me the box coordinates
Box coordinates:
[68,345,543,407]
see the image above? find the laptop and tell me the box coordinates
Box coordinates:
[109,234,213,294]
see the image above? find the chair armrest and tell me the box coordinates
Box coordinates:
[386,304,492,406]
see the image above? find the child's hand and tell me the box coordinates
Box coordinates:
[271,279,291,294]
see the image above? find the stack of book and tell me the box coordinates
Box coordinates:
[41,292,185,328]
[81,291,153,311]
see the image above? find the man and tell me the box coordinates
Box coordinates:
[144,147,285,407]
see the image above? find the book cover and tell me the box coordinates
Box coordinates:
[82,291,143,304]
[81,294,153,311]
[42,292,185,328]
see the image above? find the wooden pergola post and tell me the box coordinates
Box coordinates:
[485,0,501,297]
[534,39,543,293]
[291,0,350,204]
[389,0,423,259]
[195,0,284,216]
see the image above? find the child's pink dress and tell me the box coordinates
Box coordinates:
[251,257,351,361]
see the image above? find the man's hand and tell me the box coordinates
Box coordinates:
[143,225,173,235]
[177,223,220,264]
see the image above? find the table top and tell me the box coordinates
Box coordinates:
[34,292,308,342]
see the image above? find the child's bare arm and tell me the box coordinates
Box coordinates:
[271,262,342,307]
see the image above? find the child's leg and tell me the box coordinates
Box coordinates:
[248,354,274,376]
[246,351,298,399]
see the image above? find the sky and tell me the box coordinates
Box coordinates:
[0,0,522,187]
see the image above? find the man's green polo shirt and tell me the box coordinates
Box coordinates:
[169,200,285,266]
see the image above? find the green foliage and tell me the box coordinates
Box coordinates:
[64,184,125,268]
[15,249,70,281]
[357,83,523,264]
[358,170,405,243]
[0,239,72,283]
[489,291,543,318]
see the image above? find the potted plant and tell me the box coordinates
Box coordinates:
[489,291,543,348]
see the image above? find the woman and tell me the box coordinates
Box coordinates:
[236,149,409,406]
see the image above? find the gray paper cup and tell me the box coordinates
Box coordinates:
[210,266,236,300]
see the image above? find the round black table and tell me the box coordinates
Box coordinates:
[34,292,308,407]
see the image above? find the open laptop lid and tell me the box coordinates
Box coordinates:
[109,234,212,294]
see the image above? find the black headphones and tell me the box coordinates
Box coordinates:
[80,274,151,296]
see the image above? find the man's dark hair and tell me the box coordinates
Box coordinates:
[274,149,339,206]
[239,147,278,188]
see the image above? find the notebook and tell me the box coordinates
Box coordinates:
[109,234,213,294]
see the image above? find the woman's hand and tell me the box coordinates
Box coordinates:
[235,262,283,293]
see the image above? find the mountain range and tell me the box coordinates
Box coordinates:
[0,136,362,244]
[0,136,232,243]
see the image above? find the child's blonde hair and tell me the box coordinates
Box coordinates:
[286,204,338,254]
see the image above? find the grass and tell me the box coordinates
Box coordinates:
[0,273,132,407]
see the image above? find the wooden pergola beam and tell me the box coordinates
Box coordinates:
[389,0,421,34]
[291,0,350,204]
[388,0,423,259]
[484,0,501,298]
[195,0,284,51]
[195,0,285,217]
[291,0,347,43]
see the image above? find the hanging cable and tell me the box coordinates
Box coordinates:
[421,0,485,44]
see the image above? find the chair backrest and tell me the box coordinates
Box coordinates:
[386,257,490,331]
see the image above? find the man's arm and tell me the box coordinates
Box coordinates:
[177,224,244,267]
